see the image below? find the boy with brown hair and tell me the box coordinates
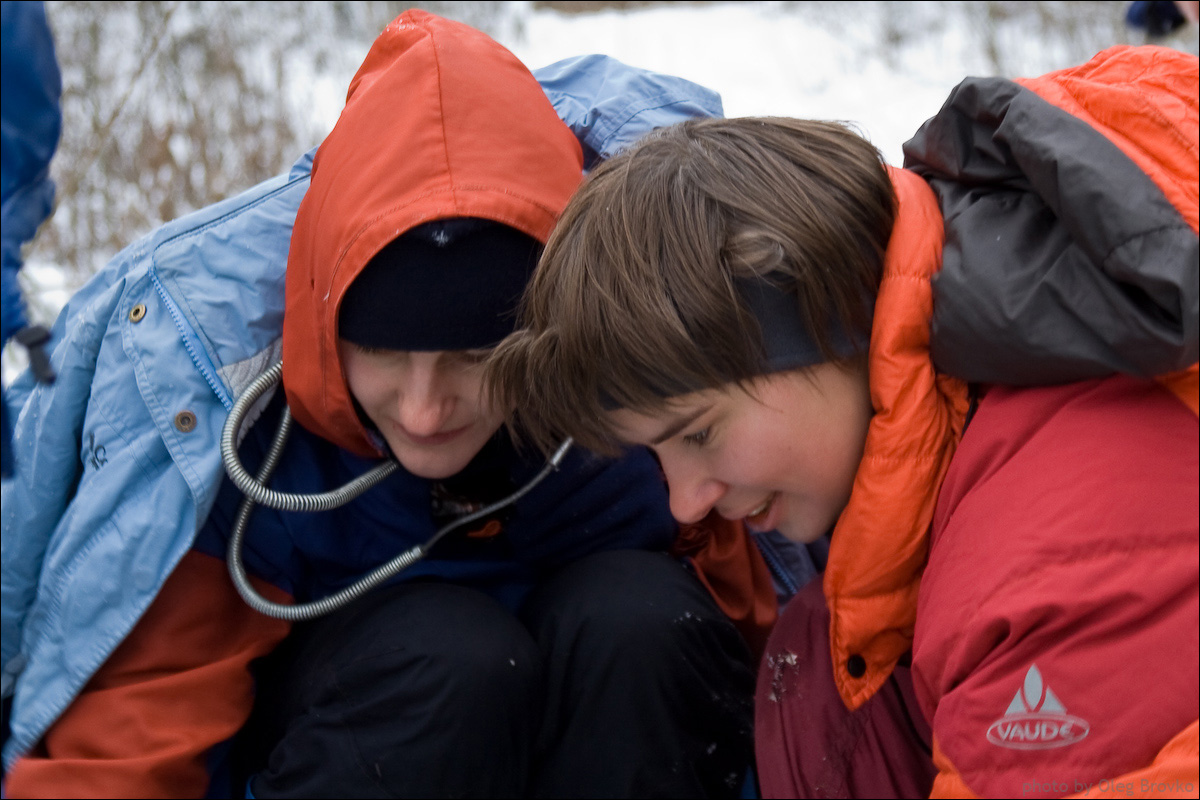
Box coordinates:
[489,46,1198,798]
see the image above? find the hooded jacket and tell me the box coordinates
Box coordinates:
[812,45,1197,798]
[282,11,584,457]
[1,11,726,795]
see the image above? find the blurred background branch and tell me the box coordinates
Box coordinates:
[29,2,516,296]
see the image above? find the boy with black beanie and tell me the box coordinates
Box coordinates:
[2,12,760,798]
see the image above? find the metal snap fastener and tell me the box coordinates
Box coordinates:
[174,410,197,432]
[129,304,147,323]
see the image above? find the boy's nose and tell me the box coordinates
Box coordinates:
[397,363,453,437]
[659,455,726,525]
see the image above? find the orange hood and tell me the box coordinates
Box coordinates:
[282,10,584,456]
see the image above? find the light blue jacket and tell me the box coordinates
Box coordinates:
[0,55,722,770]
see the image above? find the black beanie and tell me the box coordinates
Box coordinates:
[339,219,542,351]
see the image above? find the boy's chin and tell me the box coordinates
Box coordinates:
[775,516,830,545]
[391,446,481,481]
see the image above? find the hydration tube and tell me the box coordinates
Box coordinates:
[220,360,573,621]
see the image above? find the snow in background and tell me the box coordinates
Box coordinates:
[508,1,1188,164]
[6,1,1197,384]
[513,2,977,166]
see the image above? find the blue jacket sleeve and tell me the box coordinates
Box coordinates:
[534,54,723,169]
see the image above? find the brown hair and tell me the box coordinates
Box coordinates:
[487,117,896,456]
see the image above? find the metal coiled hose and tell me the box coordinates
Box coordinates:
[221,362,399,513]
[221,360,572,621]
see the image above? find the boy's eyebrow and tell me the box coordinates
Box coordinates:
[651,405,712,445]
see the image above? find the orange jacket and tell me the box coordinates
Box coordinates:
[822,46,1198,798]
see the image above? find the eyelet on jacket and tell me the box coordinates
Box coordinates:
[846,654,867,678]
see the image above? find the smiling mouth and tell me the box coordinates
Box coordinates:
[744,493,777,528]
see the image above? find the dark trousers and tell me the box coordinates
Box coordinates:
[244,550,755,799]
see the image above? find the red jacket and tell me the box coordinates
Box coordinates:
[820,46,1198,798]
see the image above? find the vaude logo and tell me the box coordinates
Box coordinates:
[986,664,1090,751]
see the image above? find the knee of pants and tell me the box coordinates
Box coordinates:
[524,550,750,668]
[282,581,544,715]
[250,583,545,798]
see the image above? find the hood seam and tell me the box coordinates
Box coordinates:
[431,27,457,212]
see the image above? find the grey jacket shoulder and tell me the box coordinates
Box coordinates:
[904,71,1198,384]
